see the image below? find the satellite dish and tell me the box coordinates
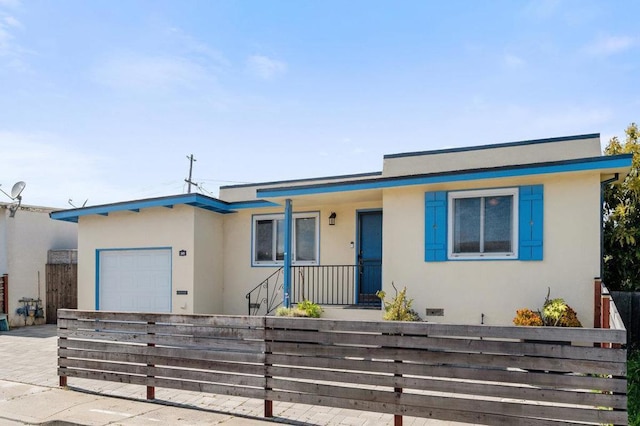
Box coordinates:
[10,181,26,199]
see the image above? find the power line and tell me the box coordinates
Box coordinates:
[199,178,253,184]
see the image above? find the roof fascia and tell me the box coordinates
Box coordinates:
[220,171,382,190]
[227,200,281,209]
[258,154,632,198]
[384,133,600,159]
[49,193,281,223]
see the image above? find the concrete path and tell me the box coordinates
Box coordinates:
[0,325,461,425]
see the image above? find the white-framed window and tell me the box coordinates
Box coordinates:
[447,188,518,260]
[252,212,319,266]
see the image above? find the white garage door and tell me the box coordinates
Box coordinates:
[99,249,172,312]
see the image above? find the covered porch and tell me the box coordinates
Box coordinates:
[244,186,384,316]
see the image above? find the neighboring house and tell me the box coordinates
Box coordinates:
[50,134,632,325]
[1,203,77,327]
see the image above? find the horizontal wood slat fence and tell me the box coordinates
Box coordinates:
[57,309,628,425]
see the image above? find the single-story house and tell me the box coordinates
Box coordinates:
[1,203,77,327]
[50,134,632,325]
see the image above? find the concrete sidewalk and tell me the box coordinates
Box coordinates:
[0,325,456,426]
[0,380,273,425]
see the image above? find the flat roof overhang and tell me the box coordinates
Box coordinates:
[257,154,633,201]
[50,154,633,222]
[49,193,279,223]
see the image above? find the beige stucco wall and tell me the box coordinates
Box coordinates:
[383,136,601,177]
[77,206,197,313]
[221,201,383,316]
[70,151,607,326]
[0,205,77,327]
[219,174,382,202]
[382,171,601,326]
[193,208,224,314]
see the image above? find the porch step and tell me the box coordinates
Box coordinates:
[346,304,381,310]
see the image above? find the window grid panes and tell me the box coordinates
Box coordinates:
[449,189,517,259]
[253,213,319,265]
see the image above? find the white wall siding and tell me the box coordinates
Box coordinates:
[2,205,77,326]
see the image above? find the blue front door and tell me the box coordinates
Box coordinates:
[358,210,382,305]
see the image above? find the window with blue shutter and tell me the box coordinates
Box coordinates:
[425,185,544,262]
[518,185,544,261]
[425,191,447,261]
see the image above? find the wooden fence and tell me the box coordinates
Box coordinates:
[612,291,640,350]
[58,309,628,425]
[0,274,7,314]
[46,264,77,324]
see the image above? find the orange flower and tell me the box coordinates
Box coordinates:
[513,308,543,326]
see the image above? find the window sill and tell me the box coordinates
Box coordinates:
[252,262,319,267]
[448,254,518,261]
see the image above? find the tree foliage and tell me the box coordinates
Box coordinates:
[603,122,640,291]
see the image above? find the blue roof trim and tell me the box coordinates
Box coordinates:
[229,200,280,209]
[220,171,382,189]
[49,193,280,223]
[384,133,600,159]
[257,155,632,198]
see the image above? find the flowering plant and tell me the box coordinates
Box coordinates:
[513,288,582,327]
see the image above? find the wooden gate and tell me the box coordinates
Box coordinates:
[46,264,77,324]
[0,274,7,314]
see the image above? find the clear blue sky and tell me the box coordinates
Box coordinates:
[0,0,638,208]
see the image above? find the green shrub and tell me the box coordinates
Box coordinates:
[376,283,421,321]
[542,298,568,326]
[297,299,323,318]
[629,349,640,425]
[275,300,322,318]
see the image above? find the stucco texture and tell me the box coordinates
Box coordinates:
[381,171,601,326]
[220,201,382,316]
[77,205,223,315]
[1,206,77,327]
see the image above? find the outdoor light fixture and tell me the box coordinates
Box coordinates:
[329,212,337,225]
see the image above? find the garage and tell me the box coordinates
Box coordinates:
[98,248,172,312]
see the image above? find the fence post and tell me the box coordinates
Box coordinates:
[394,359,402,426]
[147,320,155,400]
[594,277,602,329]
[264,316,273,417]
[602,290,611,348]
[388,328,403,426]
[58,309,67,387]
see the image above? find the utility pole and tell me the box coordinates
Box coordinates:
[185,154,197,193]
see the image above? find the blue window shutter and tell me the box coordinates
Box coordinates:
[519,185,544,261]
[425,191,447,262]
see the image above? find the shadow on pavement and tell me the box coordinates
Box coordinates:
[0,324,57,339]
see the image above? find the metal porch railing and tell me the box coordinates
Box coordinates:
[291,264,381,306]
[245,267,284,316]
[246,265,382,315]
